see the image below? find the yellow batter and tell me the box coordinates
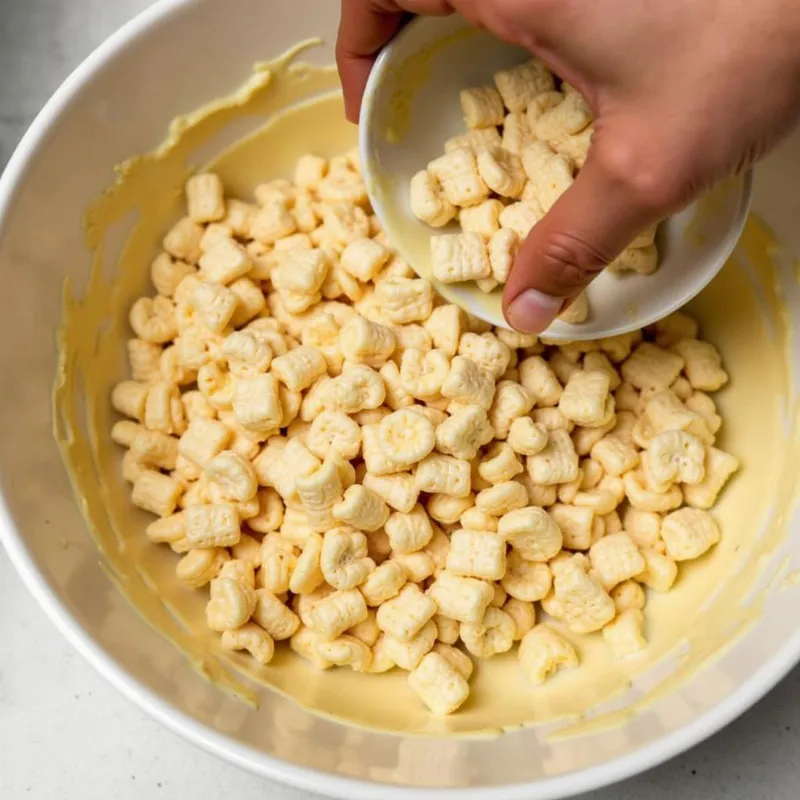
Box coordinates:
[53,42,800,738]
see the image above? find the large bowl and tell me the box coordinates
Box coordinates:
[1,1,799,798]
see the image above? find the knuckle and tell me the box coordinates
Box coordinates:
[593,137,684,212]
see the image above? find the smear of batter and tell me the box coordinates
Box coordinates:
[54,41,800,738]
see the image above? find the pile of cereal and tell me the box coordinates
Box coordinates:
[409,59,660,321]
[110,150,738,717]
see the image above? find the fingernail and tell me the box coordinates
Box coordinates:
[505,289,564,334]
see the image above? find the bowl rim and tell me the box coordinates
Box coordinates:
[0,1,797,797]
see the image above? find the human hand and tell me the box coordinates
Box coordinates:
[337,0,800,333]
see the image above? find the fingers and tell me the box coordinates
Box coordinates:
[503,128,684,334]
[336,0,454,123]
[337,0,404,123]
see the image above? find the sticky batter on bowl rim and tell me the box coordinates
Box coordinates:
[53,41,800,738]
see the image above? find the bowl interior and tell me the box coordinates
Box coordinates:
[361,15,752,340]
[0,0,799,796]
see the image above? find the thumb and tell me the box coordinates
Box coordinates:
[502,133,677,334]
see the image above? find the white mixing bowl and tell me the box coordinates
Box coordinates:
[1,1,800,797]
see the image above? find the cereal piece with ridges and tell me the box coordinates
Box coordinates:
[534,91,593,142]
[622,343,685,392]
[603,609,647,659]
[129,296,179,344]
[548,503,594,551]
[392,552,435,583]
[624,471,683,513]
[661,508,721,561]
[129,429,179,472]
[507,417,548,456]
[434,614,460,645]
[376,583,438,643]
[205,450,257,502]
[526,428,579,485]
[445,127,502,154]
[645,430,706,488]
[288,533,324,595]
[497,200,542,238]
[498,506,562,561]
[198,238,252,285]
[362,471,419,513]
[501,551,552,601]
[519,355,562,406]
[477,147,525,199]
[385,504,434,554]
[379,408,436,467]
[672,339,729,391]
[176,547,229,589]
[478,442,524,484]
[519,625,578,684]
[340,316,396,367]
[460,607,515,657]
[458,332,511,380]
[320,527,375,590]
[205,577,257,632]
[375,278,433,325]
[591,435,639,476]
[221,622,275,665]
[461,86,505,128]
[442,356,496,409]
[127,339,163,384]
[503,597,536,641]
[488,381,534,440]
[446,529,506,581]
[164,217,204,263]
[333,484,390,532]
[296,457,343,532]
[424,305,465,357]
[431,233,491,283]
[250,200,296,244]
[426,568,494,623]
[341,238,391,282]
[494,59,555,112]
[608,245,659,275]
[408,652,470,716]
[683,447,739,509]
[637,549,678,592]
[559,370,612,427]
[458,199,503,238]
[399,348,450,400]
[415,454,471,497]
[520,143,575,212]
[552,555,615,634]
[409,169,457,228]
[380,361,415,410]
[487,228,519,285]
[309,588,368,641]
[131,470,182,518]
[233,373,282,433]
[428,148,489,208]
[435,405,495,460]
[383,619,437,671]
[360,560,408,607]
[589,533,646,590]
[475,481,528,516]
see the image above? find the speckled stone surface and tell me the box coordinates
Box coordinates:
[1,3,798,798]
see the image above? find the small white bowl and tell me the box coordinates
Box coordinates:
[360,14,752,339]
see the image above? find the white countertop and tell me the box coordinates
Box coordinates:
[1,2,799,798]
